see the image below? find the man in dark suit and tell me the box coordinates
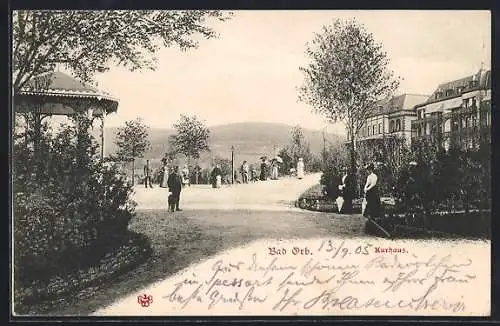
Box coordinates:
[167,165,183,212]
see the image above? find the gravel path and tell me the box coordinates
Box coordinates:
[31,174,372,316]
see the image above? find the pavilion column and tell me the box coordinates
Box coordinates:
[101,114,105,160]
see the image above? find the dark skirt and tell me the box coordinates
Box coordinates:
[364,186,381,218]
[340,198,353,214]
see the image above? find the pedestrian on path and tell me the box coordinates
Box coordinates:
[181,165,190,187]
[250,165,258,182]
[271,159,279,180]
[296,157,305,179]
[167,165,183,212]
[160,162,169,188]
[143,160,154,188]
[339,167,355,214]
[211,164,222,188]
[259,158,268,181]
[363,163,381,218]
[241,161,249,183]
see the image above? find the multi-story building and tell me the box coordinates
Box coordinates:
[355,93,430,147]
[411,68,491,150]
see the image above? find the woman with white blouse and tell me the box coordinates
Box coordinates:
[363,163,381,218]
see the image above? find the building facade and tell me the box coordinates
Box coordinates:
[411,68,491,150]
[355,94,429,146]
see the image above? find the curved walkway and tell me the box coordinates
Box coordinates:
[132,173,322,211]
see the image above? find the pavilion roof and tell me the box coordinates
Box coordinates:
[18,71,119,102]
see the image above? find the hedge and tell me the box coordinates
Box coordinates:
[14,231,152,310]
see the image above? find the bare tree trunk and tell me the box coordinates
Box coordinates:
[195,159,199,184]
[349,135,359,198]
[132,159,135,186]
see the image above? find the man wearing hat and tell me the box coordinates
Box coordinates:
[167,165,183,212]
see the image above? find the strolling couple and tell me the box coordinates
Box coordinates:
[337,163,381,218]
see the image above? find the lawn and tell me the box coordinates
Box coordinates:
[22,207,366,316]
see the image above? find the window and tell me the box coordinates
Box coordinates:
[463,99,469,109]
[471,98,477,108]
[446,89,453,96]
[390,120,395,132]
[367,126,370,136]
[472,116,477,127]
[396,119,401,131]
[378,123,382,134]
[373,125,376,135]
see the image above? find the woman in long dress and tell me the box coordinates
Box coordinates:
[363,163,381,218]
[339,167,354,214]
[181,165,190,187]
[296,157,305,179]
[271,159,279,180]
[160,163,169,188]
[259,159,267,181]
[211,164,222,188]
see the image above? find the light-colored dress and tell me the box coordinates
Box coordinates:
[160,166,168,188]
[182,168,190,185]
[271,165,279,179]
[216,175,222,188]
[297,161,305,179]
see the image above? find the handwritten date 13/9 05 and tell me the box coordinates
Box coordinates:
[318,240,372,259]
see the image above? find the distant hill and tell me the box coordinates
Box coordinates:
[100,122,344,169]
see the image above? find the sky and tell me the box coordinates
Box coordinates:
[89,10,491,134]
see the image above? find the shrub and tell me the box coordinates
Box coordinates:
[14,231,151,309]
[319,142,349,199]
[392,138,491,214]
[307,154,323,173]
[13,117,139,289]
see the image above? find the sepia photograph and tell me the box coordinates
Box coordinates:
[11,9,491,317]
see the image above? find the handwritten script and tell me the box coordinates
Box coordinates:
[94,238,489,316]
[161,239,489,316]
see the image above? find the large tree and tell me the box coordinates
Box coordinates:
[299,19,399,174]
[169,114,210,166]
[12,10,232,93]
[114,118,151,185]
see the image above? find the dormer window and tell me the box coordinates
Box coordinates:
[436,91,442,99]
[469,80,478,88]
[445,89,453,96]
[456,86,463,93]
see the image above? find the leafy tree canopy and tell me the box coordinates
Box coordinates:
[13,10,232,92]
[298,18,399,140]
[115,118,151,162]
[169,114,210,161]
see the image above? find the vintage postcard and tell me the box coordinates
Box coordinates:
[11,10,491,317]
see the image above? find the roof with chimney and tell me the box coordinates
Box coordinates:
[416,68,491,108]
[367,93,429,118]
